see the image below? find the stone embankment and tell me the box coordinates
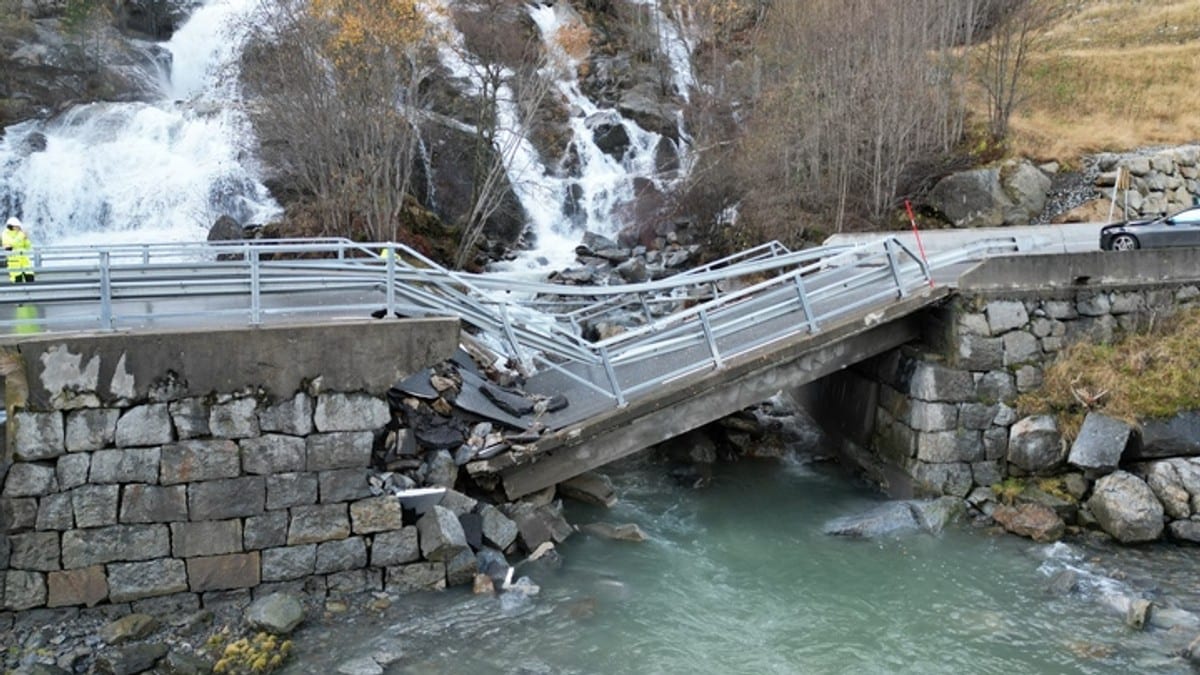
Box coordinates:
[848,285,1200,547]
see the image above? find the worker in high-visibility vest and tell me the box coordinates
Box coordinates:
[2,217,35,283]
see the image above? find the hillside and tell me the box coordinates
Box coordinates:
[1009,0,1200,161]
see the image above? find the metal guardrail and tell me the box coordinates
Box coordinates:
[2,235,1016,415]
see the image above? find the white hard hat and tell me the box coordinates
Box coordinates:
[5,217,21,228]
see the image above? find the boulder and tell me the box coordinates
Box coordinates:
[1128,411,1200,459]
[1168,520,1200,543]
[244,592,305,635]
[1000,159,1052,223]
[558,472,617,508]
[94,643,169,675]
[928,168,1007,228]
[823,501,920,538]
[1067,412,1132,475]
[579,522,648,542]
[417,505,468,561]
[207,214,244,242]
[1007,415,1064,475]
[1140,457,1200,520]
[1087,471,1164,543]
[992,503,1065,542]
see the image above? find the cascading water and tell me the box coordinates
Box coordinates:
[0,0,279,247]
[426,0,695,272]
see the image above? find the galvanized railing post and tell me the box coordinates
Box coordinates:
[498,298,531,372]
[793,275,819,332]
[99,251,114,330]
[698,308,723,369]
[884,239,906,298]
[599,345,626,407]
[385,246,396,316]
[249,248,262,325]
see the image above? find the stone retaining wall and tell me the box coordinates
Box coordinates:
[844,282,1200,498]
[1094,145,1200,217]
[0,390,453,611]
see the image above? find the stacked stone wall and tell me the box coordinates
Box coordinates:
[863,283,1200,498]
[1094,145,1200,216]
[0,389,477,612]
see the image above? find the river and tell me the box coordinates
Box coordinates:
[282,450,1198,674]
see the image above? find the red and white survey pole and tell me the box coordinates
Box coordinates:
[904,199,934,288]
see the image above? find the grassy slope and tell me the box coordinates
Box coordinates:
[1008,0,1200,161]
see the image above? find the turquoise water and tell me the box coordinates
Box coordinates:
[289,454,1197,674]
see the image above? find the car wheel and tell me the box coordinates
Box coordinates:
[1111,234,1139,251]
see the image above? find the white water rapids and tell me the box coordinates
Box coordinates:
[0,0,694,264]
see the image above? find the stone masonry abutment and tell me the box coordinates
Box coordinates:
[0,319,458,611]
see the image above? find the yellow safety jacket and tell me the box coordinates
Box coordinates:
[2,228,33,281]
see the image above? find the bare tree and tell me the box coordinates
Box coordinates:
[240,0,438,242]
[738,0,985,231]
[976,0,1045,141]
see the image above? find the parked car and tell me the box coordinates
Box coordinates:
[1100,206,1200,250]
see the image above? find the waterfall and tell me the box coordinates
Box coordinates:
[0,0,279,247]
[0,0,696,264]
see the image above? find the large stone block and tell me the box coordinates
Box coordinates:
[120,485,188,524]
[89,447,160,484]
[3,462,59,497]
[1008,415,1064,475]
[3,497,38,531]
[907,401,957,432]
[305,432,374,471]
[36,493,74,530]
[11,531,60,571]
[984,301,1028,335]
[3,570,46,610]
[259,393,314,436]
[266,473,319,510]
[445,548,478,587]
[314,537,367,574]
[955,335,1004,371]
[907,362,975,402]
[65,409,120,452]
[209,397,261,439]
[1002,331,1042,367]
[169,398,211,440]
[171,520,243,558]
[319,469,373,503]
[1040,300,1077,320]
[244,511,289,550]
[108,559,188,602]
[287,504,350,545]
[56,453,91,491]
[241,435,306,475]
[160,440,241,485]
[12,411,65,461]
[976,371,1017,404]
[62,524,169,568]
[959,403,998,431]
[1088,471,1164,543]
[188,477,266,521]
[385,562,446,593]
[418,506,468,561]
[350,497,404,534]
[72,484,120,528]
[908,461,973,497]
[1068,412,1132,475]
[314,393,390,432]
[1076,293,1111,317]
[370,527,419,567]
[47,566,108,607]
[187,552,260,592]
[261,545,316,582]
[115,404,173,447]
[1142,458,1200,520]
[480,505,518,551]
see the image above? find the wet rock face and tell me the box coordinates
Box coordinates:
[1088,471,1164,544]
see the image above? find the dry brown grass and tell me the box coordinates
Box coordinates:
[999,0,1200,160]
[1017,308,1200,440]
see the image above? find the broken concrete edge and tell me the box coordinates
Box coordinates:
[2,318,460,409]
[472,289,948,498]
